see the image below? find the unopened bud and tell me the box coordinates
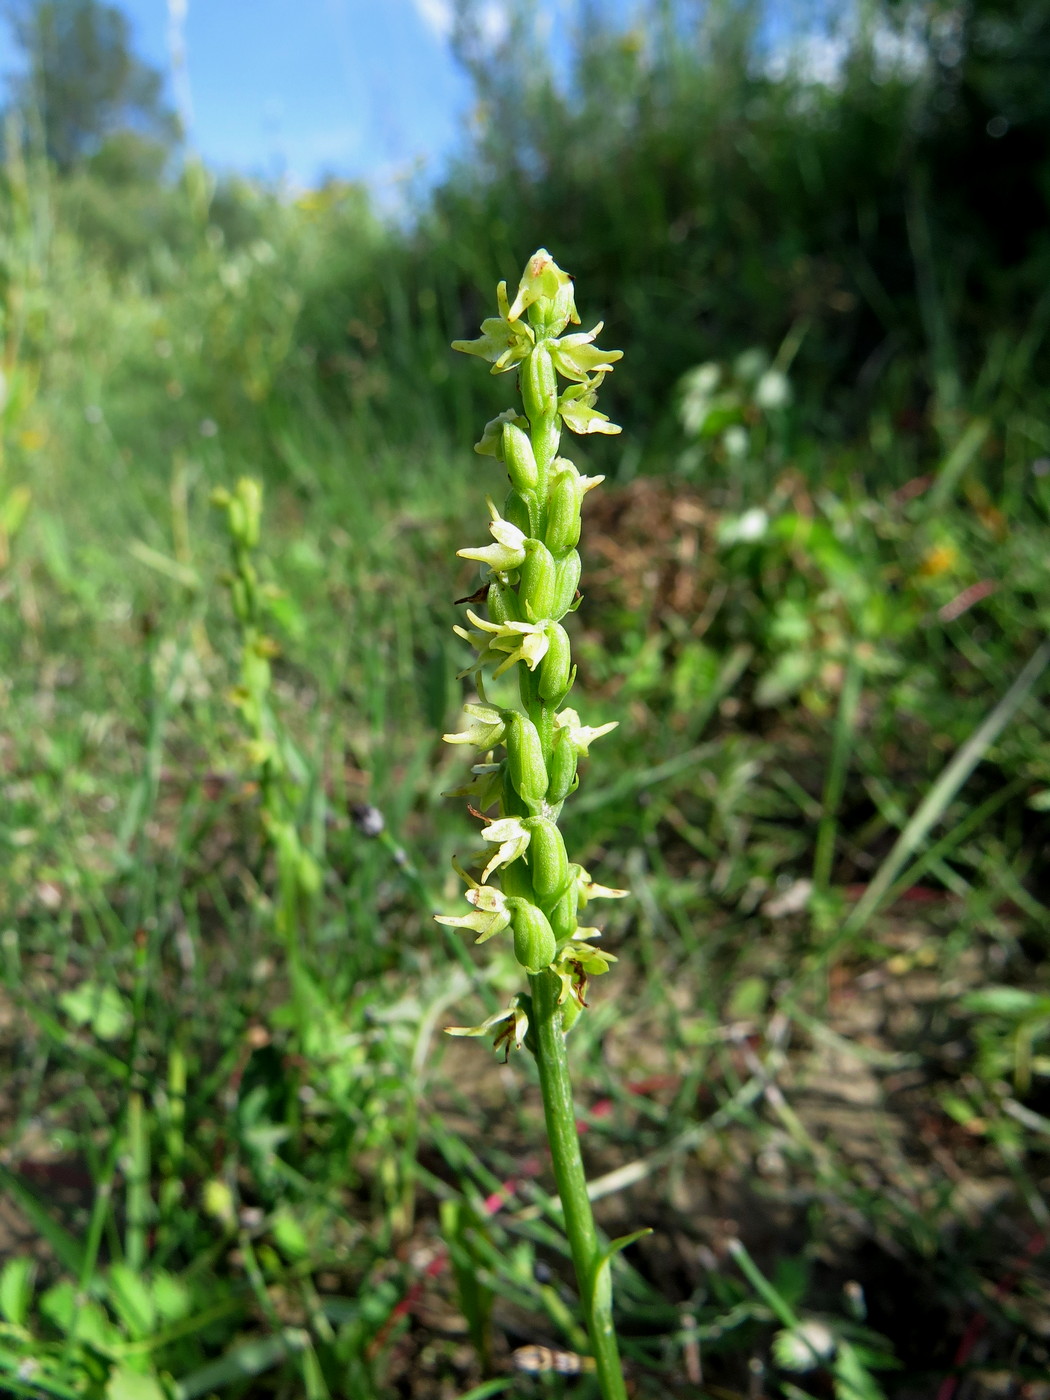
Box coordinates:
[506,713,548,807]
[501,859,534,901]
[538,623,572,703]
[549,880,579,940]
[528,818,569,902]
[486,579,519,623]
[520,539,556,620]
[522,344,557,427]
[502,490,531,535]
[503,422,539,494]
[552,551,581,618]
[510,900,557,974]
[545,467,583,554]
[547,726,579,804]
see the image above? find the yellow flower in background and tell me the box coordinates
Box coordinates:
[918,542,959,578]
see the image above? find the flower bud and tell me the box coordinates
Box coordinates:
[510,900,557,974]
[545,467,582,555]
[486,578,519,623]
[503,422,538,494]
[474,408,525,458]
[552,551,581,618]
[502,490,531,536]
[234,477,263,548]
[522,344,557,427]
[505,713,548,808]
[519,539,556,621]
[538,623,572,703]
[547,725,579,804]
[560,996,583,1035]
[549,880,579,941]
[527,818,569,902]
[501,859,534,902]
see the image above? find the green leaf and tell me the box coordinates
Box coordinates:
[833,1340,888,1400]
[150,1273,192,1326]
[271,1210,309,1262]
[727,976,768,1020]
[591,1228,653,1310]
[962,986,1050,1020]
[107,1263,156,1341]
[105,1366,169,1400]
[59,982,132,1041]
[40,1280,120,1350]
[0,1257,35,1326]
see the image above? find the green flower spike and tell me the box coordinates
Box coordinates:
[440,250,637,1400]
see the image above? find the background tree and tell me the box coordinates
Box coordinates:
[5,0,177,171]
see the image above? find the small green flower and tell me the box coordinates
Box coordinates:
[505,247,579,329]
[435,883,512,943]
[457,509,528,572]
[557,376,622,435]
[446,998,530,1060]
[574,865,630,906]
[549,323,623,382]
[451,279,535,373]
[442,702,507,748]
[552,930,618,1007]
[555,707,618,755]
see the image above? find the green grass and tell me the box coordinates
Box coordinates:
[4,329,1050,1395]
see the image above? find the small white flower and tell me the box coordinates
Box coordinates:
[457,511,528,572]
[771,1320,836,1372]
[723,424,749,458]
[479,816,532,881]
[465,611,552,675]
[755,368,791,410]
[718,507,768,545]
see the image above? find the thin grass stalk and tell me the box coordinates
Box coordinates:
[813,646,862,893]
[797,636,1050,991]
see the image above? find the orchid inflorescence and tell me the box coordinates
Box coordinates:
[439,250,628,1055]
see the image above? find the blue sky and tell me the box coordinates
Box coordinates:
[0,0,520,195]
[0,2,852,197]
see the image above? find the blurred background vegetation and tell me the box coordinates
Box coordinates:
[1,0,1050,1397]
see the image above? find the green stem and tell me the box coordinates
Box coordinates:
[813,646,862,893]
[529,968,627,1400]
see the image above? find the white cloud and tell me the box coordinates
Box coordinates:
[413,0,455,41]
[412,0,514,48]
